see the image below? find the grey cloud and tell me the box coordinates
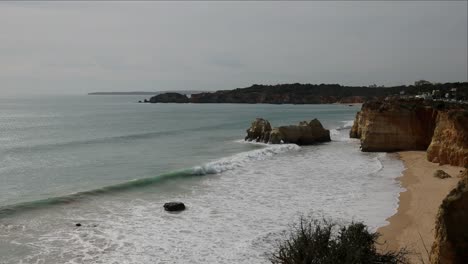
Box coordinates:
[0,1,466,95]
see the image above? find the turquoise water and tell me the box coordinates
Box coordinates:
[0,95,358,207]
[0,96,404,263]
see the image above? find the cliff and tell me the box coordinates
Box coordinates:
[427,111,468,167]
[430,169,468,264]
[146,82,468,104]
[149,93,189,103]
[350,99,468,167]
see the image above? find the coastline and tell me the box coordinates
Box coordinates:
[377,151,463,263]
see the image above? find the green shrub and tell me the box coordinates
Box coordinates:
[269,217,409,264]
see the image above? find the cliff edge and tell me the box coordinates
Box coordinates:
[430,169,468,264]
[350,99,468,167]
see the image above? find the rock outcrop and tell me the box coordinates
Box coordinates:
[269,119,331,145]
[434,170,452,179]
[245,118,330,145]
[350,99,468,167]
[430,169,468,264]
[245,118,272,143]
[149,93,189,103]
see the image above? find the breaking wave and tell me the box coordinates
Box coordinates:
[0,143,300,217]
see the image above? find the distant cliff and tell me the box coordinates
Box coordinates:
[146,82,468,104]
[350,99,468,167]
[189,84,376,104]
[88,90,207,96]
[149,93,189,103]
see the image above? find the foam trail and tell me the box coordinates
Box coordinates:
[193,144,300,175]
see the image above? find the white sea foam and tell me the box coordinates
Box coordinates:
[192,143,301,175]
[341,120,355,129]
[1,141,405,264]
[330,128,340,136]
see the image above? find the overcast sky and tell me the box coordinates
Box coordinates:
[1,1,467,95]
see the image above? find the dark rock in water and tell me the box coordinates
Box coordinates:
[164,202,186,212]
[75,223,82,227]
[144,99,149,103]
[138,100,142,103]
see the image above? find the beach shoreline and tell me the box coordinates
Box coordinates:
[377,151,463,263]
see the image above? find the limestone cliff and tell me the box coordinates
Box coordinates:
[427,111,468,167]
[350,99,437,152]
[350,99,468,167]
[430,169,468,264]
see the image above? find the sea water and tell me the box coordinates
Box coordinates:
[0,95,404,263]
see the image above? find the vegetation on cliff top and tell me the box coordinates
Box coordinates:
[148,81,468,104]
[270,217,409,264]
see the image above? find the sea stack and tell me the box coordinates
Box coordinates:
[245,118,330,145]
[245,118,272,143]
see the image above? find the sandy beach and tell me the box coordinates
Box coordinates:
[377,151,464,263]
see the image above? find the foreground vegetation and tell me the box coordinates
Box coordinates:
[270,218,409,264]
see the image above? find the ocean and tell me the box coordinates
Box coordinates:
[0,95,404,264]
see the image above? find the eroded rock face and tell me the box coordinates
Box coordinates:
[245,118,330,145]
[245,118,272,143]
[427,111,468,167]
[350,99,468,167]
[269,119,331,145]
[430,170,468,264]
[349,99,437,152]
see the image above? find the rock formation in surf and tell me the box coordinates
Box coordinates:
[350,99,468,167]
[245,118,330,145]
[430,169,468,264]
[245,118,272,143]
[149,93,189,103]
[269,119,331,144]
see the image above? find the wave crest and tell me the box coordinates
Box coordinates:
[192,144,301,175]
